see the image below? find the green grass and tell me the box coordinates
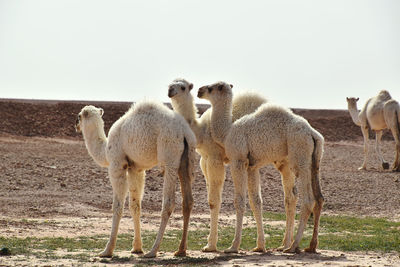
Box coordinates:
[1,213,399,263]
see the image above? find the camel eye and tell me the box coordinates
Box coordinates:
[208,87,213,93]
[181,86,185,91]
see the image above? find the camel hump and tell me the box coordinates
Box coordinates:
[378,90,392,101]
[231,91,268,122]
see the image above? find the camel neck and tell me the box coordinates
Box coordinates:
[171,95,198,125]
[82,121,109,167]
[347,103,361,126]
[210,98,232,147]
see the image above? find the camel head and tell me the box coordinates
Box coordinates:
[75,105,104,133]
[346,97,359,109]
[168,78,193,98]
[197,81,233,104]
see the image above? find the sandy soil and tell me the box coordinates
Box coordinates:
[0,99,399,266]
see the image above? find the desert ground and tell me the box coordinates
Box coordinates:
[0,98,399,266]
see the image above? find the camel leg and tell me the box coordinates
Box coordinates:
[304,193,323,253]
[175,157,194,257]
[247,168,265,252]
[202,158,225,252]
[127,169,145,254]
[389,122,400,171]
[143,167,177,258]
[284,168,313,254]
[275,162,297,251]
[225,159,248,253]
[359,125,369,170]
[99,164,128,257]
[375,131,389,170]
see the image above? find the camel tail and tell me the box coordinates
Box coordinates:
[311,135,325,206]
[179,137,195,185]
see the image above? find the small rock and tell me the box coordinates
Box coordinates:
[0,247,11,256]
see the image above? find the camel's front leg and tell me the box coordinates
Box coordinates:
[275,162,297,251]
[247,168,265,252]
[143,168,177,258]
[127,169,145,254]
[100,166,128,257]
[359,125,369,170]
[202,158,225,252]
[225,159,248,253]
[375,131,389,170]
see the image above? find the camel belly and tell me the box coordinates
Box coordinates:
[366,108,387,130]
[123,137,158,169]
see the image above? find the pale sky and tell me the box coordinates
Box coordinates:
[1,0,399,109]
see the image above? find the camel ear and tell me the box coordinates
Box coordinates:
[230,84,233,88]
[99,108,104,116]
[82,110,89,118]
[346,97,349,101]
[189,83,193,90]
[356,97,359,101]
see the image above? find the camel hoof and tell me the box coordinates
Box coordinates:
[358,166,366,171]
[99,250,113,258]
[131,248,144,254]
[202,245,217,252]
[224,247,239,254]
[143,251,157,258]
[251,247,265,253]
[174,250,187,257]
[304,247,317,253]
[382,162,390,170]
[392,167,400,172]
[283,247,301,254]
[276,246,288,252]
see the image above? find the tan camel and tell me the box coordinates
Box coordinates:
[198,81,325,254]
[168,78,267,251]
[76,102,196,258]
[346,90,400,171]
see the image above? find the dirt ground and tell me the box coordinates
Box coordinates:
[0,99,399,266]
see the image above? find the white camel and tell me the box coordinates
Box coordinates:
[168,78,267,252]
[198,81,325,254]
[75,101,196,258]
[346,90,400,171]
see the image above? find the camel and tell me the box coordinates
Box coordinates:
[346,90,400,171]
[168,78,267,252]
[197,81,324,254]
[75,101,196,258]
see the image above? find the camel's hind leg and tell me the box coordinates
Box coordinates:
[389,112,400,171]
[375,131,389,170]
[247,168,265,252]
[284,168,313,254]
[127,169,145,254]
[175,145,194,257]
[202,157,225,252]
[225,159,248,253]
[359,124,369,170]
[143,167,177,258]
[275,161,297,251]
[100,164,128,257]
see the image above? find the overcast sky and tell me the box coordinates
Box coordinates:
[0,0,399,109]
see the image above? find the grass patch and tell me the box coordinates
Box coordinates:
[1,213,399,264]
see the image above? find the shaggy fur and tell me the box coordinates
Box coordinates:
[347,90,400,171]
[198,81,325,254]
[168,78,267,251]
[76,101,196,258]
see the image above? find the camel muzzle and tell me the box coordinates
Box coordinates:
[197,87,206,98]
[168,88,177,98]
